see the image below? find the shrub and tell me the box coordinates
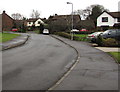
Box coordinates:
[15,28,26,33]
[102,38,119,47]
[96,35,103,46]
[54,32,89,41]
[54,32,71,39]
[96,35,120,47]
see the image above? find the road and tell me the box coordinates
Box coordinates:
[2,34,76,90]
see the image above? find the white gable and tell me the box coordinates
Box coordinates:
[27,22,33,27]
[27,18,44,27]
[35,19,44,27]
[97,12,115,27]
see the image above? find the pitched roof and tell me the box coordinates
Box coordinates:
[98,11,120,18]
[49,15,81,23]
[27,18,38,22]
[108,12,120,18]
[50,15,80,19]
[2,11,14,21]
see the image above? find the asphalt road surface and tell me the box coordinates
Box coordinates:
[2,34,76,90]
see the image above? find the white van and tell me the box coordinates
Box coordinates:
[43,29,49,35]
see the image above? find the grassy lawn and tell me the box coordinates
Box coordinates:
[73,34,89,41]
[74,34,88,38]
[108,52,120,64]
[0,33,20,43]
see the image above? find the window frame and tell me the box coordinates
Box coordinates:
[102,17,108,22]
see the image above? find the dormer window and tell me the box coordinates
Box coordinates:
[102,17,108,22]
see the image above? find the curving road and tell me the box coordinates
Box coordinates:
[2,34,76,90]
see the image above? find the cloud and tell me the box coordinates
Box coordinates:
[118,1,120,11]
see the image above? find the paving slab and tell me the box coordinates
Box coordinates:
[95,47,120,52]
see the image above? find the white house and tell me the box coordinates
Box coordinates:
[97,11,120,30]
[27,18,44,27]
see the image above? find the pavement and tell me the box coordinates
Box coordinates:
[50,35,118,91]
[95,47,120,52]
[0,33,29,51]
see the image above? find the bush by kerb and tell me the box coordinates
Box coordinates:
[96,36,120,47]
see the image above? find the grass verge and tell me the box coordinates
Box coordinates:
[108,52,120,64]
[74,34,89,41]
[54,32,89,41]
[74,34,88,38]
[0,33,20,43]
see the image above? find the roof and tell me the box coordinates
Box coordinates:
[48,14,81,23]
[99,11,120,18]
[108,12,120,18]
[2,11,14,21]
[27,18,39,22]
[27,18,45,24]
[50,15,80,19]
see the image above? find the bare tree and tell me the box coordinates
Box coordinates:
[73,4,109,20]
[30,9,40,18]
[11,13,23,20]
[73,9,92,20]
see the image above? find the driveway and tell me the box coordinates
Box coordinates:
[2,34,76,90]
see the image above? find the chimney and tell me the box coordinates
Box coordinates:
[3,11,6,13]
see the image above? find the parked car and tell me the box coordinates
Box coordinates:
[80,29,89,32]
[43,29,49,35]
[101,29,120,40]
[11,28,18,31]
[71,29,79,32]
[87,32,103,42]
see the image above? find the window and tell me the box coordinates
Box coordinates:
[102,17,108,22]
[118,18,120,22]
[38,21,41,24]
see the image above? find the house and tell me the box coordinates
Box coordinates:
[46,14,81,32]
[14,20,27,29]
[27,18,44,27]
[97,11,120,30]
[0,14,2,32]
[2,11,14,31]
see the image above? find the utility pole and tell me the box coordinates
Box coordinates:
[67,2,74,40]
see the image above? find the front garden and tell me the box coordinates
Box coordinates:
[0,32,20,43]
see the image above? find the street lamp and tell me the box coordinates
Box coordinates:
[67,2,73,40]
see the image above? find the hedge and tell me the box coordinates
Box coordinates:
[54,32,89,41]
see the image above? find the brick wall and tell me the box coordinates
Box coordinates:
[2,11,14,31]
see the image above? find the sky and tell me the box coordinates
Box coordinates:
[0,0,120,19]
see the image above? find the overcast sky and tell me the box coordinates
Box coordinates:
[0,0,120,18]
